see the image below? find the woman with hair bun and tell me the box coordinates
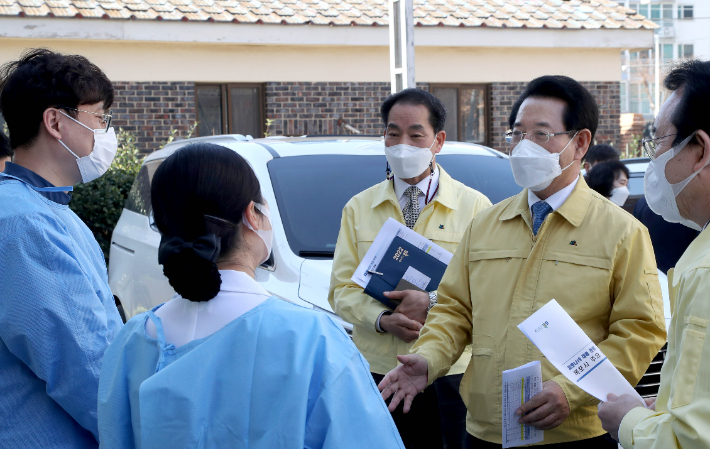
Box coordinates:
[97,143,404,449]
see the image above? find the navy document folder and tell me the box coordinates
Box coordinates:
[364,236,448,310]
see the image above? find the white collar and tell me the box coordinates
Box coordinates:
[147,270,270,348]
[393,165,440,202]
[528,176,580,213]
[218,270,270,296]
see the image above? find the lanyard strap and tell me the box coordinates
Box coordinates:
[390,171,439,206]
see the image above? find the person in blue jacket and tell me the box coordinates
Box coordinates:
[98,143,405,449]
[0,49,122,448]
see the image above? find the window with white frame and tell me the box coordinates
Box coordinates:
[629,83,653,115]
[661,43,673,63]
[650,3,673,28]
[678,44,694,59]
[678,5,693,19]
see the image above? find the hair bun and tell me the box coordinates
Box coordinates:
[162,250,221,302]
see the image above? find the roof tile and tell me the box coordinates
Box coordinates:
[0,0,658,31]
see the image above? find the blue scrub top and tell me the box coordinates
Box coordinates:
[0,173,122,448]
[98,297,405,449]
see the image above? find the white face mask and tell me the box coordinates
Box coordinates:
[644,131,706,231]
[385,139,436,179]
[509,132,578,191]
[242,202,273,265]
[609,186,630,206]
[56,111,118,184]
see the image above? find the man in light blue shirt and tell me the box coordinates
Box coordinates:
[0,49,122,448]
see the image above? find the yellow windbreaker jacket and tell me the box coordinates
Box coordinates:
[412,176,667,444]
[328,165,492,375]
[620,227,710,449]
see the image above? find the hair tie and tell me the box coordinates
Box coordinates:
[158,233,221,265]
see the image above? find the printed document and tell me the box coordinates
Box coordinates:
[518,299,644,404]
[352,218,453,289]
[502,361,544,448]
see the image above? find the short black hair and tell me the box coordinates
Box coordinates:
[663,59,710,146]
[381,88,447,134]
[0,131,11,159]
[151,143,264,302]
[0,48,114,150]
[586,160,629,198]
[584,144,619,165]
[508,75,599,141]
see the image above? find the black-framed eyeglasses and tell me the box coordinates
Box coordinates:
[60,107,112,131]
[642,133,678,160]
[505,129,577,146]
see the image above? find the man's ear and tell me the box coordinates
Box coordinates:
[434,130,446,153]
[42,108,64,141]
[693,130,710,173]
[574,129,592,161]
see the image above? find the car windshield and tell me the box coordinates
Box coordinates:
[268,153,521,258]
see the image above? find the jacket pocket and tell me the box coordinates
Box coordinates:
[539,252,612,322]
[460,335,500,425]
[670,326,706,408]
[354,230,379,260]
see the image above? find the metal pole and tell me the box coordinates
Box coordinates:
[654,33,660,117]
[389,0,415,94]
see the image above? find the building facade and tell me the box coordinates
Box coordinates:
[619,0,708,155]
[0,0,655,154]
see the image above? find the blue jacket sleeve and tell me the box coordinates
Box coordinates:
[304,348,405,449]
[0,212,115,442]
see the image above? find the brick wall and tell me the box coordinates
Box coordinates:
[112,81,197,153]
[111,80,620,156]
[265,82,429,136]
[490,81,621,154]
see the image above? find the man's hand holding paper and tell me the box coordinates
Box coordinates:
[516,380,571,430]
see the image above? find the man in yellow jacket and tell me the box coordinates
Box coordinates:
[328,88,491,448]
[598,60,710,449]
[379,76,666,449]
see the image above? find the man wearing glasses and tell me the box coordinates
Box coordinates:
[0,49,122,448]
[379,75,666,448]
[598,59,710,449]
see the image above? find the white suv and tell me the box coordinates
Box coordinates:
[108,135,521,334]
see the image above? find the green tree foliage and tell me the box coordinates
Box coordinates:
[69,129,144,259]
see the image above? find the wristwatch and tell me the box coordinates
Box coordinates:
[427,291,438,312]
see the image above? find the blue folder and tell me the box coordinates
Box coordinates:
[364,236,448,310]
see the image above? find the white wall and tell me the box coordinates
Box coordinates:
[0,38,624,83]
[674,0,710,60]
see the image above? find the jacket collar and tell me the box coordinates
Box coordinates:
[371,164,458,211]
[500,175,591,227]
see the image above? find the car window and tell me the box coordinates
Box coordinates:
[627,175,644,197]
[267,154,521,258]
[125,159,164,216]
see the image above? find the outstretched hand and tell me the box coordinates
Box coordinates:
[377,354,429,413]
